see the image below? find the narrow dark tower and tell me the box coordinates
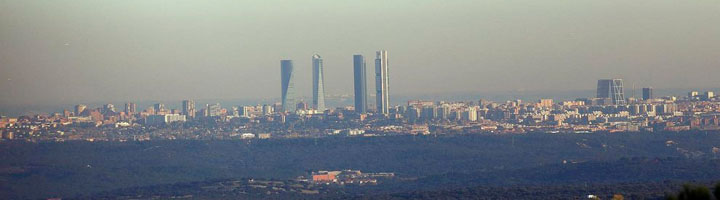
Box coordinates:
[353,55,367,113]
[642,87,653,100]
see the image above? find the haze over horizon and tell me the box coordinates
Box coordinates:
[2,0,719,107]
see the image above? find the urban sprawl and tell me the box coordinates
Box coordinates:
[2,51,720,142]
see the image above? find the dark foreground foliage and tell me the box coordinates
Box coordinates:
[363,181,720,200]
[665,183,720,200]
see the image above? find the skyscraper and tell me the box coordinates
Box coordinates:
[689,91,699,99]
[230,106,239,117]
[312,54,326,111]
[103,104,115,113]
[182,100,195,119]
[375,50,389,115]
[208,103,222,117]
[75,104,87,115]
[642,87,653,100]
[262,104,273,115]
[239,106,251,117]
[154,103,165,112]
[353,55,367,113]
[597,79,626,105]
[704,91,715,100]
[124,102,136,114]
[281,60,296,112]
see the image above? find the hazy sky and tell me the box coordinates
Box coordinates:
[1,0,719,106]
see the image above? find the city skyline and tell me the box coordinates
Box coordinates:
[3,84,720,117]
[4,1,720,199]
[24,76,719,120]
[6,77,719,136]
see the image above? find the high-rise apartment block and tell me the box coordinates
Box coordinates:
[182,100,196,119]
[103,104,115,113]
[154,103,165,112]
[125,102,136,114]
[75,104,87,115]
[208,103,222,117]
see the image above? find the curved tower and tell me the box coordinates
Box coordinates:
[281,60,295,112]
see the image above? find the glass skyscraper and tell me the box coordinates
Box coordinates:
[312,54,326,111]
[281,60,295,112]
[597,79,626,105]
[353,55,367,113]
[642,87,653,101]
[375,50,389,115]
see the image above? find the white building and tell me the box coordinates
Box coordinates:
[240,133,255,139]
[342,129,365,136]
[240,106,252,117]
[462,107,478,121]
[262,104,273,115]
[312,54,327,111]
[146,114,186,125]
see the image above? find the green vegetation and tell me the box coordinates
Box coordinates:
[665,183,720,200]
[1,131,720,199]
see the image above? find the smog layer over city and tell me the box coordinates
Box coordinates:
[1,1,720,199]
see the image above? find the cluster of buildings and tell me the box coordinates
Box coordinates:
[309,170,394,185]
[392,79,719,134]
[1,50,720,143]
[280,50,390,114]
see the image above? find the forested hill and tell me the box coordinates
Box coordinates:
[1,131,719,199]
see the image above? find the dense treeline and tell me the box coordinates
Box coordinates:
[665,183,720,200]
[85,158,720,199]
[86,178,346,200]
[1,131,719,199]
[345,157,720,193]
[360,181,720,200]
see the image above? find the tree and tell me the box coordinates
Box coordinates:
[612,194,624,200]
[667,184,712,200]
[714,183,720,200]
